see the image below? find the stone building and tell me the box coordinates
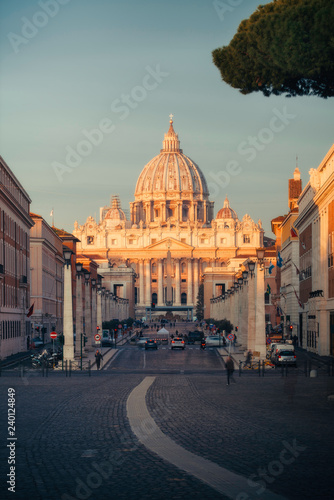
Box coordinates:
[30,213,64,340]
[0,156,34,358]
[73,118,265,320]
[271,167,303,341]
[294,144,334,356]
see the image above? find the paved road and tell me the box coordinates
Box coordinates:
[0,342,333,500]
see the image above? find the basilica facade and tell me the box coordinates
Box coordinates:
[73,118,264,319]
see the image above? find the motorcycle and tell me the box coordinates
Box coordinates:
[201,340,206,350]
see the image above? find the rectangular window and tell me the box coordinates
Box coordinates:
[200,238,208,244]
[220,238,227,244]
[243,235,251,244]
[111,239,117,245]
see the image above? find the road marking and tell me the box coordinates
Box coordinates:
[127,377,287,500]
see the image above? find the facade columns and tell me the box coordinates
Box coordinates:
[187,259,193,305]
[145,259,151,305]
[158,259,163,306]
[175,259,181,305]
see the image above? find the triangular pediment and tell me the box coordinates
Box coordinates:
[145,237,194,251]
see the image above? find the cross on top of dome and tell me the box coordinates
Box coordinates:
[162,115,181,152]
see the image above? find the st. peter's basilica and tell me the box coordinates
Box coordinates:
[73,118,265,319]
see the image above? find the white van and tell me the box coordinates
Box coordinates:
[270,343,294,362]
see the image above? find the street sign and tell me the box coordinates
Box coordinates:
[94,333,101,341]
[227,333,235,342]
[266,337,272,344]
[118,324,122,329]
[50,331,57,339]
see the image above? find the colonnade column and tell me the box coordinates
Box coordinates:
[158,259,164,306]
[145,259,151,305]
[193,259,199,303]
[175,259,181,305]
[85,280,92,348]
[139,260,144,305]
[254,264,266,358]
[187,259,193,305]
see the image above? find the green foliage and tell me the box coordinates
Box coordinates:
[207,318,234,333]
[212,0,334,98]
[195,283,204,321]
[102,318,134,331]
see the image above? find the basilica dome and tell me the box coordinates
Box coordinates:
[134,118,209,202]
[104,196,127,227]
[216,197,238,220]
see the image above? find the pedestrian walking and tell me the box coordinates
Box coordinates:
[245,350,252,368]
[225,355,235,385]
[95,349,103,370]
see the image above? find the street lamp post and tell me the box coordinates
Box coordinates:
[63,248,74,362]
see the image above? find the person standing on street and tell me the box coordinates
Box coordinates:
[225,355,235,385]
[95,349,103,370]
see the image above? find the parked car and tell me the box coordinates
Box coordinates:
[31,337,44,348]
[171,337,185,350]
[205,336,223,347]
[274,349,297,367]
[145,339,158,350]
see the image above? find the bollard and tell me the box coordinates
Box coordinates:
[258,360,261,377]
[42,363,45,378]
[88,359,91,377]
[239,360,242,377]
[262,360,265,377]
[46,362,48,378]
[69,360,72,377]
[65,360,68,377]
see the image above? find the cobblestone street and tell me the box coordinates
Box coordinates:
[1,363,333,500]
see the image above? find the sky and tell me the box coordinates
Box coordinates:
[0,0,333,238]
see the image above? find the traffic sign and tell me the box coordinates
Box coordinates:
[50,331,57,339]
[94,333,101,341]
[266,337,272,344]
[227,333,235,342]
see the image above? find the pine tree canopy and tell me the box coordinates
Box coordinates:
[212,0,334,98]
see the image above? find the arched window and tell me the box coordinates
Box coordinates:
[181,293,187,305]
[152,262,157,274]
[181,262,186,274]
[265,292,270,305]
